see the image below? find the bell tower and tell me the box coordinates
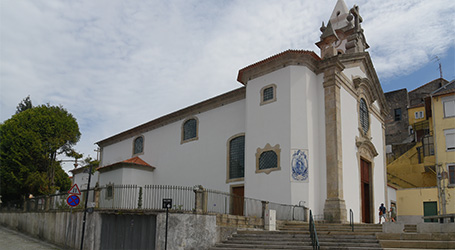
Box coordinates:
[316,0,369,59]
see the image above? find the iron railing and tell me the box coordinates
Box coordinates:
[143,185,194,212]
[3,184,309,222]
[98,184,139,209]
[309,210,320,250]
[349,209,354,232]
[205,188,307,221]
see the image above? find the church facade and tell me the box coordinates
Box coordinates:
[94,0,388,223]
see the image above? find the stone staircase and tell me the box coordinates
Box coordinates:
[210,222,383,250]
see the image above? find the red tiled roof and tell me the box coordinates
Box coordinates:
[97,156,155,171]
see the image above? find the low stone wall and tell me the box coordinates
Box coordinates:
[0,211,273,250]
[156,213,217,250]
[0,211,101,250]
[383,221,455,233]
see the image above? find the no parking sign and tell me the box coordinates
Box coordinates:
[67,195,80,207]
[66,184,81,207]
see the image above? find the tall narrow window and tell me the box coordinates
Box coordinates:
[228,135,245,181]
[449,165,455,185]
[444,129,455,151]
[359,98,369,134]
[182,117,198,143]
[394,108,401,121]
[133,136,144,155]
[442,96,455,118]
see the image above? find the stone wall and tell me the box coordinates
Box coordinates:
[0,211,101,250]
[385,88,410,145]
[382,221,455,233]
[155,213,217,250]
[408,78,447,107]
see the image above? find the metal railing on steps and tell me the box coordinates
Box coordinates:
[350,208,354,232]
[309,210,320,250]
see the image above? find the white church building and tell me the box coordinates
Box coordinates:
[93,0,389,223]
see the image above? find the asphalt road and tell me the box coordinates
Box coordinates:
[0,226,62,250]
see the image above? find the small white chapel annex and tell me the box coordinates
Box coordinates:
[94,0,389,223]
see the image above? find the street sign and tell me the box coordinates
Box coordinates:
[67,195,80,207]
[162,199,172,209]
[68,184,81,195]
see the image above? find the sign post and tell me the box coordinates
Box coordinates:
[80,165,93,250]
[162,198,172,250]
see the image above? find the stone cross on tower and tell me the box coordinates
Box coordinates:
[349,5,363,31]
[345,4,369,54]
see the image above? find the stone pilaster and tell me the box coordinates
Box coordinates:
[322,59,347,223]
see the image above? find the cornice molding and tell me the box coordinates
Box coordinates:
[237,50,321,85]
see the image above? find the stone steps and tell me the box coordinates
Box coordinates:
[210,222,383,250]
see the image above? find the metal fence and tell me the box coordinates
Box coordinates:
[2,184,308,222]
[143,185,194,212]
[205,188,307,221]
[98,185,140,210]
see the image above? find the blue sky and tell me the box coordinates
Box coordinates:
[1,0,454,172]
[381,46,454,93]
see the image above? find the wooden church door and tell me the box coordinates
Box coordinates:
[232,186,244,216]
[361,159,371,223]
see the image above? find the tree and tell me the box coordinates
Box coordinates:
[0,103,80,202]
[15,96,33,114]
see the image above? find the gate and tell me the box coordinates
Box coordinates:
[100,214,156,250]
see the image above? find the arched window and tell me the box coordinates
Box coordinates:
[133,136,144,155]
[260,84,277,105]
[359,98,369,134]
[228,135,245,180]
[182,117,198,143]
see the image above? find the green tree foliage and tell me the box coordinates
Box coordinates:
[0,103,80,202]
[15,95,33,114]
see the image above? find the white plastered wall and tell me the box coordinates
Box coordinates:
[340,86,362,222]
[99,98,246,193]
[245,67,292,204]
[371,113,387,223]
[289,66,326,215]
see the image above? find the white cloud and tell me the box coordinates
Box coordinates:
[1,0,454,172]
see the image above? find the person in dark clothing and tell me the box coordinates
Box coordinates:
[379,203,387,223]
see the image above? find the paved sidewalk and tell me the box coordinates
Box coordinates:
[0,226,62,250]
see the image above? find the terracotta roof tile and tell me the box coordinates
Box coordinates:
[97,156,155,171]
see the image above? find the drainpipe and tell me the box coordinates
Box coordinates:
[430,94,446,218]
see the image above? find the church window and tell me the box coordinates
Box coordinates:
[260,84,277,105]
[255,143,281,174]
[133,136,144,155]
[359,98,369,134]
[259,151,277,170]
[394,108,401,121]
[106,184,114,200]
[227,135,245,181]
[182,117,198,143]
